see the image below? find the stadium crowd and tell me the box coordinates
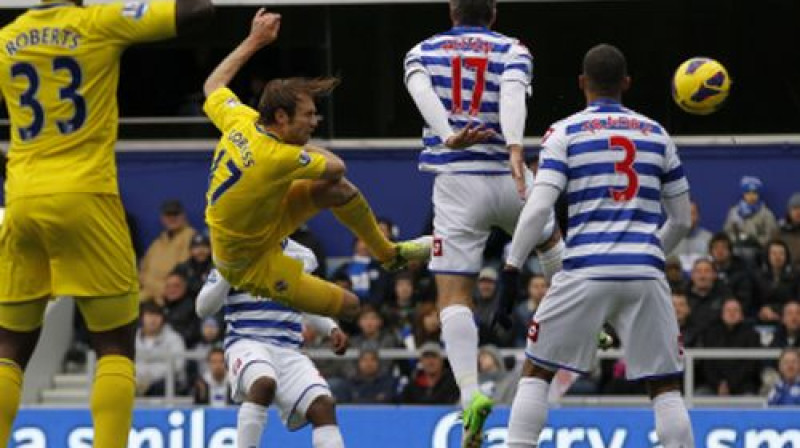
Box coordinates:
[65,170,800,407]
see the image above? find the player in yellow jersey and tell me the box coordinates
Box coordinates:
[203,10,431,322]
[0,1,213,446]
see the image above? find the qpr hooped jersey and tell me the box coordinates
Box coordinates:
[404,26,532,174]
[534,99,690,279]
[214,239,315,350]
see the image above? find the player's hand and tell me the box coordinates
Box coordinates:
[509,145,527,200]
[444,122,495,149]
[329,328,349,356]
[491,266,520,331]
[247,8,281,48]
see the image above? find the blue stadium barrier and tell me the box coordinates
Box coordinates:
[2,141,799,257]
[9,406,800,447]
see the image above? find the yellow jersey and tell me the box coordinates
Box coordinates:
[0,1,176,202]
[203,88,326,247]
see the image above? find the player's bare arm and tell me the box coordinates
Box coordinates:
[203,9,281,97]
[176,0,215,35]
[305,144,346,181]
[508,144,526,199]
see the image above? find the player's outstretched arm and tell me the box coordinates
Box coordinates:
[196,270,230,318]
[176,0,215,36]
[203,9,281,97]
[658,191,692,254]
[506,183,560,270]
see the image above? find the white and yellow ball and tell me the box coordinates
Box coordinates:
[672,57,731,115]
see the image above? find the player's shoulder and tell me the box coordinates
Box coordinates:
[621,106,671,139]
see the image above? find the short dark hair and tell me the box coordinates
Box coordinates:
[582,44,628,96]
[451,0,496,26]
[709,232,732,251]
[207,347,224,359]
[141,302,165,316]
[258,77,339,125]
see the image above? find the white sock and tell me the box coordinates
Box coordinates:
[440,304,479,408]
[237,402,268,448]
[538,239,564,283]
[312,425,345,448]
[653,391,694,448]
[507,377,550,448]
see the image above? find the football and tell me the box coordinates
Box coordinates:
[672,57,731,115]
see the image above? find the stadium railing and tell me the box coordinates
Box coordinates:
[87,348,780,408]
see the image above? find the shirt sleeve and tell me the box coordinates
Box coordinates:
[502,41,533,86]
[203,87,259,133]
[275,143,327,182]
[87,1,176,45]
[661,139,690,198]
[404,43,428,84]
[534,124,569,191]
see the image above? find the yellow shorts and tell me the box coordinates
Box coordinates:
[0,193,138,302]
[214,180,343,314]
[0,292,139,333]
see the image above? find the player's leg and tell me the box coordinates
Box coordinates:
[306,178,430,268]
[227,341,280,448]
[0,198,53,444]
[77,294,139,448]
[507,274,608,448]
[610,279,693,448]
[0,300,48,445]
[51,193,141,448]
[306,396,345,448]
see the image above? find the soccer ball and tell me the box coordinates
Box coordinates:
[672,57,731,115]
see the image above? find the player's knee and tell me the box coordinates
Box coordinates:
[311,178,358,208]
[306,395,337,427]
[337,292,360,322]
[647,377,682,400]
[247,377,277,406]
[521,359,556,383]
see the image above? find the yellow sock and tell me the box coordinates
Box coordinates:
[91,355,135,448]
[0,359,23,446]
[331,192,395,262]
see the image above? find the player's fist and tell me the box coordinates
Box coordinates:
[248,8,281,47]
[329,328,349,356]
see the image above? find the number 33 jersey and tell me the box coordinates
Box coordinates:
[0,2,175,201]
[404,26,532,174]
[535,99,690,279]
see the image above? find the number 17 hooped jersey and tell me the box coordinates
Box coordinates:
[534,100,690,279]
[404,26,532,174]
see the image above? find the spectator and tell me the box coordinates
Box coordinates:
[382,272,418,348]
[139,200,197,303]
[173,233,213,298]
[665,256,688,293]
[348,306,402,376]
[710,233,757,314]
[348,349,396,404]
[377,216,399,242]
[512,274,547,347]
[724,175,778,249]
[700,298,762,395]
[756,240,799,322]
[773,193,800,273]
[473,267,513,347]
[194,317,223,357]
[477,345,509,401]
[687,258,732,329]
[413,302,441,347]
[163,272,202,348]
[400,342,459,405]
[673,291,699,348]
[192,348,231,407]
[671,201,714,273]
[135,303,186,396]
[766,349,800,406]
[771,301,800,349]
[332,239,391,306]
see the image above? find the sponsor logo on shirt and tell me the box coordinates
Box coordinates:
[122,2,148,20]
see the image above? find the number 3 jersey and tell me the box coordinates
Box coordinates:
[404,26,532,174]
[535,99,690,279]
[0,2,176,201]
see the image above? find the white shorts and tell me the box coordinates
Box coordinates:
[525,271,683,380]
[226,340,330,431]
[430,172,556,274]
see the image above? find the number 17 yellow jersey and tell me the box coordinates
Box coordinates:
[0,1,176,202]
